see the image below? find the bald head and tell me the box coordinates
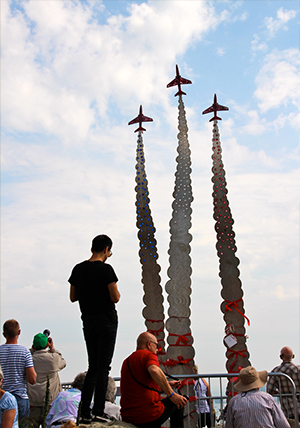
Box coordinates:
[136,332,158,353]
[280,347,294,362]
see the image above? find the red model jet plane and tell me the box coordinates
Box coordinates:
[128,105,153,132]
[202,94,229,122]
[167,64,192,96]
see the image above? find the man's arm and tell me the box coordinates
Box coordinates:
[108,282,120,303]
[225,401,234,428]
[69,284,78,302]
[147,365,187,408]
[48,338,67,370]
[266,373,278,395]
[272,399,291,428]
[26,366,37,385]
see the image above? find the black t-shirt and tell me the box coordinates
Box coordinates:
[68,260,118,322]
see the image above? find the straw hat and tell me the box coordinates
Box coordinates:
[234,366,268,392]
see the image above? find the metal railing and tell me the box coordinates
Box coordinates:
[62,371,299,427]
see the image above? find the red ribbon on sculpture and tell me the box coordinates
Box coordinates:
[227,350,248,372]
[225,299,250,326]
[169,333,192,346]
[178,378,195,389]
[162,355,193,369]
[188,396,197,402]
[187,409,197,419]
[147,326,164,337]
[146,319,164,323]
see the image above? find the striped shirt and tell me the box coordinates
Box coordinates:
[226,390,290,428]
[267,361,300,419]
[0,344,34,399]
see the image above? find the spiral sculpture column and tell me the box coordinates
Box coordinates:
[211,120,251,392]
[164,95,196,425]
[135,131,166,361]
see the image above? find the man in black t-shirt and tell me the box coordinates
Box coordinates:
[69,234,120,423]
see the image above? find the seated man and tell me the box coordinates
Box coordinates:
[120,332,187,428]
[226,366,290,428]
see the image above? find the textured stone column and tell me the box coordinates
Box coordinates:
[164,95,196,425]
[135,131,166,360]
[211,120,251,387]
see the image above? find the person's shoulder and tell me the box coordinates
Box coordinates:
[73,260,89,270]
[1,343,30,353]
[1,391,18,407]
[270,363,281,372]
[257,390,276,401]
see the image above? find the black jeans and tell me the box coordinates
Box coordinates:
[135,397,184,428]
[81,317,118,418]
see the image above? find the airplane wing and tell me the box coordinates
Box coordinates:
[128,117,139,125]
[128,115,153,125]
[179,77,192,85]
[217,104,229,111]
[167,78,178,88]
[167,77,192,88]
[202,106,214,114]
[140,114,153,122]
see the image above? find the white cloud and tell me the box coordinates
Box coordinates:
[255,49,300,117]
[242,110,267,135]
[264,7,297,39]
[1,1,221,142]
[216,47,226,56]
[251,34,268,53]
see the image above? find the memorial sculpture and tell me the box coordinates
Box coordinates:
[203,95,251,395]
[128,70,251,425]
[163,65,197,425]
[129,106,166,360]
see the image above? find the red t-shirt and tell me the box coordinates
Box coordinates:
[120,349,164,424]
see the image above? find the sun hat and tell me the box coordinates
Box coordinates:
[234,366,268,392]
[33,333,48,350]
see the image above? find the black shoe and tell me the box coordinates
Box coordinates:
[91,415,111,423]
[79,416,92,425]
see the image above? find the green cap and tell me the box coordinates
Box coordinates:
[33,333,48,350]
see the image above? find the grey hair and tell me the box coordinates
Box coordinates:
[71,372,86,391]
[105,377,117,402]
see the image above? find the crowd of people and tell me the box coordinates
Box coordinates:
[1,234,299,428]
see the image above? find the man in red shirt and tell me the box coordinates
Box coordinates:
[120,332,187,428]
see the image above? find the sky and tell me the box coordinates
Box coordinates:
[1,0,299,385]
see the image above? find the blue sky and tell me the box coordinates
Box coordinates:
[1,0,299,385]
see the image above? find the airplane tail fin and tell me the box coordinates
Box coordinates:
[175,89,187,97]
[135,126,147,132]
[209,116,222,122]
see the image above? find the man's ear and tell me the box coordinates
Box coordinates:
[280,354,284,359]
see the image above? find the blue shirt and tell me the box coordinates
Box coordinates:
[0,391,19,428]
[0,344,34,399]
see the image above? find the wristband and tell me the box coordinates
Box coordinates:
[167,391,175,399]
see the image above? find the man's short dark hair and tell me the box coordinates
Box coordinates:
[91,235,112,253]
[3,319,20,338]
